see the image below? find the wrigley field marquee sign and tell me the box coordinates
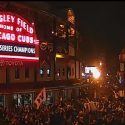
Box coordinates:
[0,12,39,66]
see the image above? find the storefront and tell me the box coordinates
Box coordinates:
[13,92,34,106]
[0,95,5,107]
[0,3,83,108]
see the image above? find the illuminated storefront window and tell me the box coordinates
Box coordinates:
[45,91,54,105]
[0,95,4,107]
[13,93,33,106]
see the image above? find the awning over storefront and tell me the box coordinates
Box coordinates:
[0,79,82,94]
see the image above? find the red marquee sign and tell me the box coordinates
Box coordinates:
[0,12,39,66]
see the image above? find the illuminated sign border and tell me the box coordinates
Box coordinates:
[0,55,39,60]
[0,12,39,65]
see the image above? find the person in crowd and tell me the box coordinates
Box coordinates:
[0,94,125,125]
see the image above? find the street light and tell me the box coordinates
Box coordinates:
[92,68,101,99]
[93,68,101,79]
[56,53,64,58]
[99,62,102,66]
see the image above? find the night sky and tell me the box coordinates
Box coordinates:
[47,1,125,72]
[19,1,125,72]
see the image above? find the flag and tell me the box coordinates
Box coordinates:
[112,90,118,99]
[84,102,90,113]
[118,90,124,97]
[34,88,46,109]
[89,101,97,111]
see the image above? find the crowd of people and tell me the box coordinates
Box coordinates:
[0,95,125,125]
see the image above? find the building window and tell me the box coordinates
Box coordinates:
[13,93,33,106]
[57,69,60,76]
[40,68,44,77]
[0,95,4,107]
[62,68,65,76]
[72,68,74,76]
[68,67,71,76]
[15,67,20,79]
[25,67,29,78]
[47,68,51,77]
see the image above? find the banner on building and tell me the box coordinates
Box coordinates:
[34,88,46,109]
[39,42,53,67]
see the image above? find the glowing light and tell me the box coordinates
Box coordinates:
[0,55,39,60]
[51,31,54,34]
[57,73,60,76]
[0,12,39,65]
[0,12,37,44]
[34,39,39,45]
[81,73,85,77]
[99,62,102,66]
[93,68,101,79]
[60,24,64,28]
[56,53,64,58]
